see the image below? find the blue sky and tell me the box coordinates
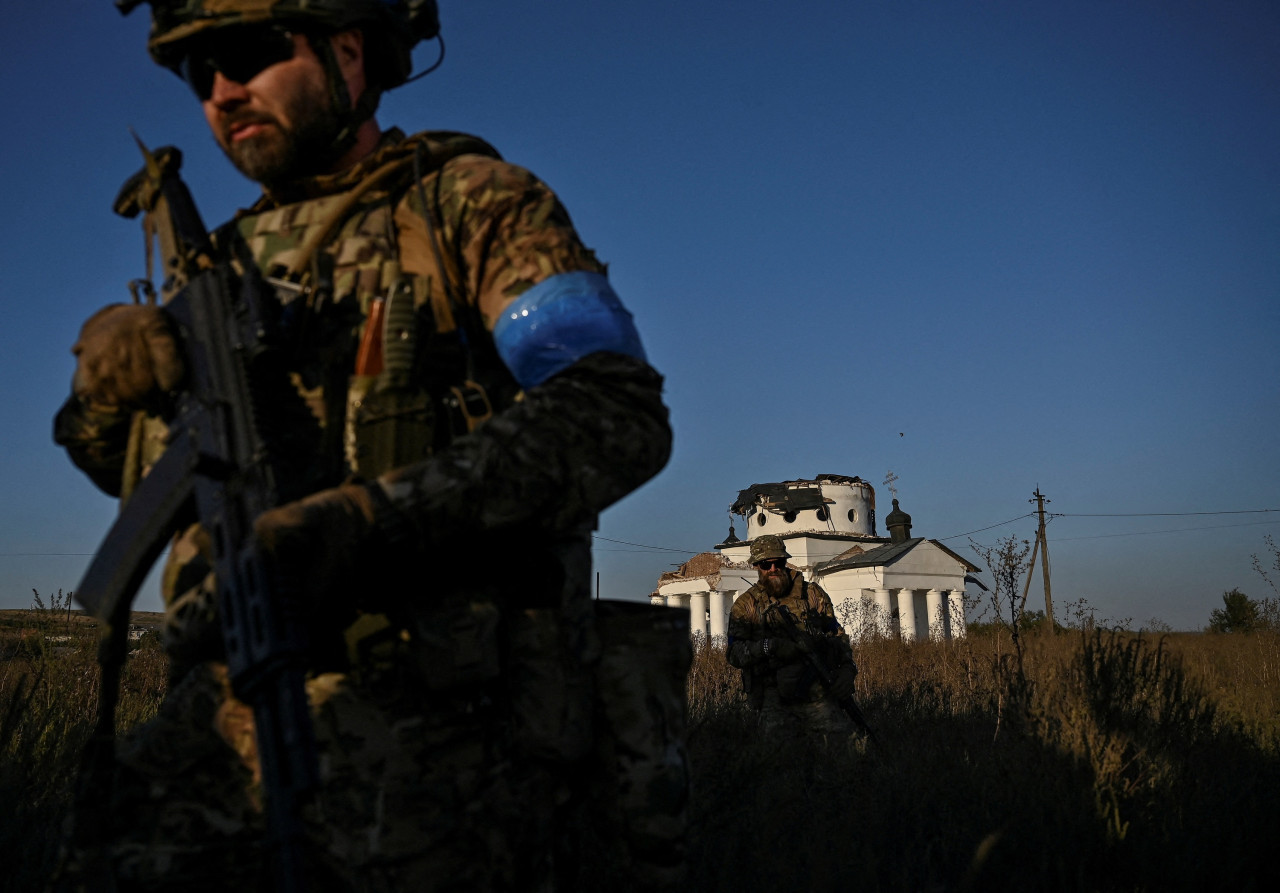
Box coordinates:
[1,1,1277,630]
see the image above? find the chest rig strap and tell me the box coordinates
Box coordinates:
[341,141,508,477]
[410,142,495,435]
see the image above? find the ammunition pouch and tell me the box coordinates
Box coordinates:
[774,662,819,704]
[347,374,436,476]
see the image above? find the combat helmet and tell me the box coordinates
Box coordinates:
[116,0,440,92]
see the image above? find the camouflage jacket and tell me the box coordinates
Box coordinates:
[726,574,853,703]
[55,128,671,676]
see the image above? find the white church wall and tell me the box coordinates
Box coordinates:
[818,480,875,535]
[894,541,970,575]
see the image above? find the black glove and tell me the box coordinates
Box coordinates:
[762,636,799,661]
[829,662,858,700]
[253,481,390,626]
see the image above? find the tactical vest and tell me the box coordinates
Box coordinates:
[739,580,833,705]
[147,133,525,688]
[227,131,520,490]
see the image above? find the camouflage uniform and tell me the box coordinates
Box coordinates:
[726,572,857,738]
[54,128,679,890]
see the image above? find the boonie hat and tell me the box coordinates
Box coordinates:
[749,535,790,566]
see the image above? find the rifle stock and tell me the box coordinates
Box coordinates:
[74,139,318,891]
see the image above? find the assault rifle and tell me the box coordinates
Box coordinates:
[73,139,317,892]
[770,604,880,746]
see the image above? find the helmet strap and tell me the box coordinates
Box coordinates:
[306,31,380,163]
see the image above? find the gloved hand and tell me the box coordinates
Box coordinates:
[829,662,858,700]
[72,304,184,409]
[761,636,799,662]
[253,482,386,623]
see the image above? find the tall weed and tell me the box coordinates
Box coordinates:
[5,604,1278,892]
[0,597,167,892]
[684,629,1280,892]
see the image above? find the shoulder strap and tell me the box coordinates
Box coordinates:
[408,142,474,358]
[391,140,514,393]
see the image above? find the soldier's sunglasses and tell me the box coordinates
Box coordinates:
[178,25,299,100]
[755,559,787,570]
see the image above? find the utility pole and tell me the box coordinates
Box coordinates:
[1019,535,1039,618]
[1031,488,1056,633]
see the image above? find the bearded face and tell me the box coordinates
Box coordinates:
[757,561,792,598]
[199,31,349,189]
[214,74,343,187]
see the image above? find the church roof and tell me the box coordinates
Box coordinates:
[729,474,873,516]
[814,538,980,573]
[731,481,825,516]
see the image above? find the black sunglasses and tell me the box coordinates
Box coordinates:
[755,559,787,570]
[178,25,299,100]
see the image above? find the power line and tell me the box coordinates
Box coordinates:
[1053,518,1279,542]
[937,513,1037,541]
[1051,509,1278,518]
[0,552,95,557]
[593,547,699,554]
[925,506,1280,547]
[590,535,699,554]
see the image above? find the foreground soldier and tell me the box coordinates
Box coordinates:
[54,1,677,889]
[726,536,859,738]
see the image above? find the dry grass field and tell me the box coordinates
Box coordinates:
[3,592,1278,891]
[0,595,167,893]
[685,627,1280,892]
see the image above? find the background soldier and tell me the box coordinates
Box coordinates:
[54,1,674,889]
[726,535,859,738]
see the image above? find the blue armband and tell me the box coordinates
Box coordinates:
[492,271,648,389]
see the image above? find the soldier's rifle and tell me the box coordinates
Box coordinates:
[769,603,880,745]
[73,137,317,892]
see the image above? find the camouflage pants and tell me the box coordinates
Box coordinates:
[57,663,534,893]
[758,686,857,741]
[581,602,691,892]
[57,601,691,893]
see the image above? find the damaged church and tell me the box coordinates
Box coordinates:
[650,474,982,642]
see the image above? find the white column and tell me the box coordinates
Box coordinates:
[708,590,728,639]
[665,593,688,610]
[948,589,968,639]
[689,591,710,640]
[872,588,894,638]
[650,594,665,606]
[926,589,946,641]
[897,588,918,643]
